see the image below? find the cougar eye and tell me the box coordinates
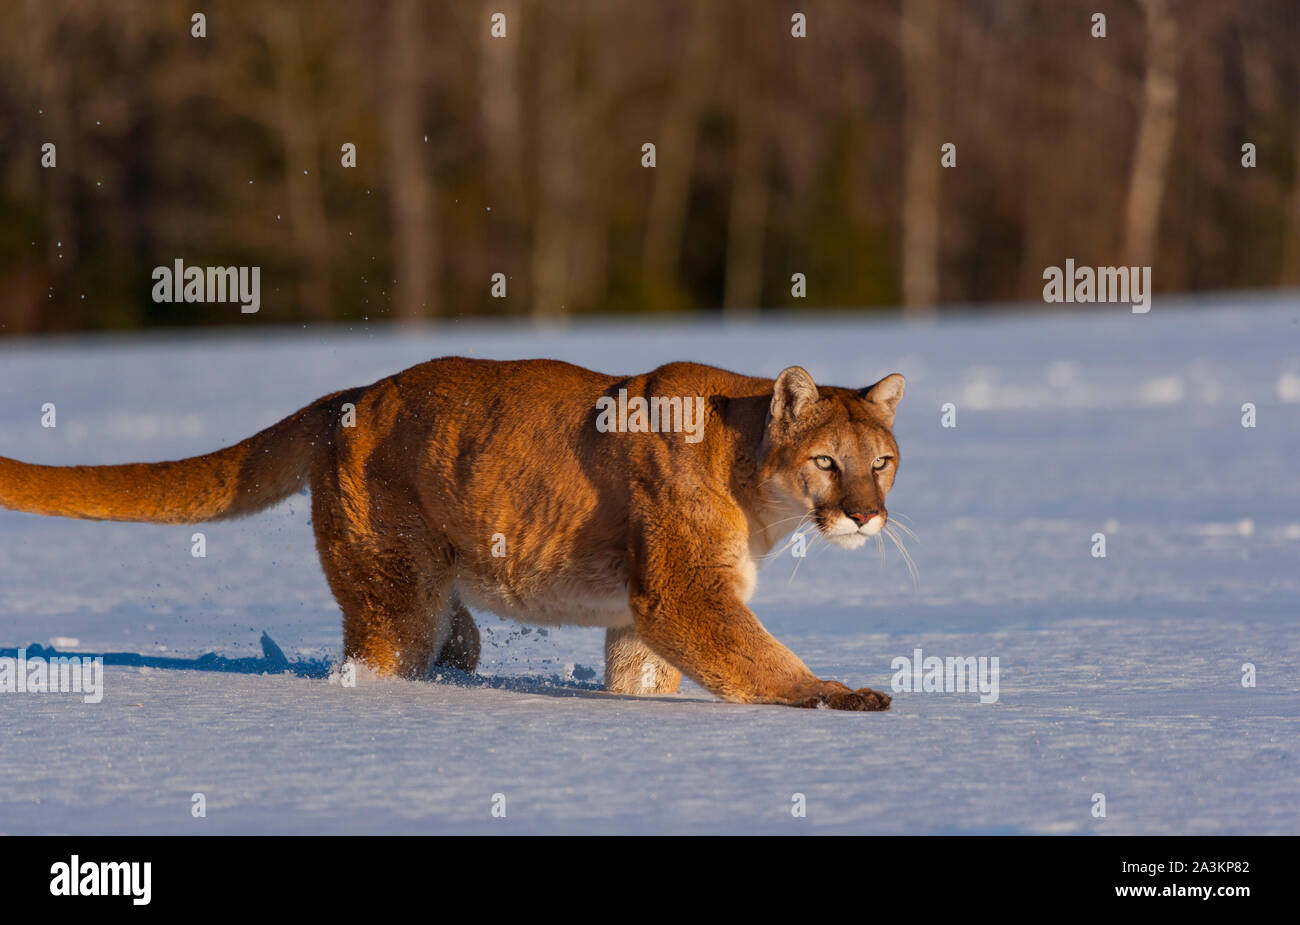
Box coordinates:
[872,456,890,470]
[813,455,836,471]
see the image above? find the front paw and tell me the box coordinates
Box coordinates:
[796,682,892,711]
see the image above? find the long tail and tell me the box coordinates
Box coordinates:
[0,392,348,524]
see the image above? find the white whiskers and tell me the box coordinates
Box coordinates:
[882,520,919,590]
[762,521,815,562]
[751,500,920,593]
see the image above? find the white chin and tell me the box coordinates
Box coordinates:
[827,532,869,550]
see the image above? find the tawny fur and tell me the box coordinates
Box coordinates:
[0,358,904,710]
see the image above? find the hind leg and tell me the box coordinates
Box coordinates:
[311,455,455,679]
[325,540,455,678]
[604,626,681,695]
[434,598,480,673]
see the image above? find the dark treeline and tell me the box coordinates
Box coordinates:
[0,0,1297,332]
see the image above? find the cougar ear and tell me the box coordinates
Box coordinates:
[770,366,819,424]
[860,373,905,421]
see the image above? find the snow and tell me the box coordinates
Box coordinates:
[2,294,1298,834]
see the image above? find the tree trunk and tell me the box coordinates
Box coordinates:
[1282,113,1300,287]
[266,6,333,319]
[1123,0,1180,271]
[722,102,768,315]
[383,0,438,321]
[529,14,580,319]
[641,6,712,304]
[479,0,524,226]
[900,0,942,310]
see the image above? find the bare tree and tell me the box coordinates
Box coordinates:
[528,10,581,319]
[900,0,942,310]
[263,6,333,319]
[1,0,1297,333]
[1284,112,1300,287]
[382,0,439,321]
[641,4,714,304]
[722,88,769,314]
[479,0,524,228]
[1123,0,1181,271]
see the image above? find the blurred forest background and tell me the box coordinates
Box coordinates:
[0,0,1298,333]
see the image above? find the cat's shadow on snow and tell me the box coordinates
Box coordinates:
[0,634,711,705]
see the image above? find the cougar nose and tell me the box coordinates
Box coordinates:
[846,509,881,526]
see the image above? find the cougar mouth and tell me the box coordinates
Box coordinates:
[817,510,885,549]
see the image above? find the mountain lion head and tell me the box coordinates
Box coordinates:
[758,366,905,550]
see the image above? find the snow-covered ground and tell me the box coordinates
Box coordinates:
[2,295,1298,834]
